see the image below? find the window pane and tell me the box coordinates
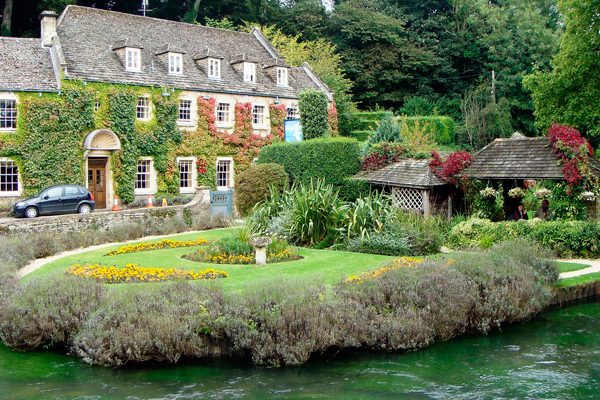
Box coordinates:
[135,160,151,189]
[252,105,264,125]
[0,160,18,192]
[46,187,63,198]
[65,186,79,196]
[217,103,230,124]
[179,100,191,121]
[136,97,149,120]
[0,100,17,129]
[179,160,193,188]
[216,160,231,187]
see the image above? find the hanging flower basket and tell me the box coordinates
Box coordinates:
[480,187,499,198]
[579,191,597,202]
[534,188,552,199]
[508,187,526,198]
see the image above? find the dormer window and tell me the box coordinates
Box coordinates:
[126,47,141,72]
[168,52,183,75]
[208,58,221,79]
[243,62,256,83]
[277,67,288,86]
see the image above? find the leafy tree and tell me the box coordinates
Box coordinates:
[524,0,600,137]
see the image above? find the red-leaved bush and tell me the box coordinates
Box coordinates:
[546,124,593,185]
[429,150,473,184]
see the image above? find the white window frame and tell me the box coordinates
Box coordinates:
[125,47,141,72]
[136,96,151,120]
[243,62,256,83]
[168,52,183,75]
[208,58,221,79]
[177,157,197,194]
[134,157,156,195]
[178,100,192,123]
[277,67,288,86]
[216,103,230,126]
[0,98,17,131]
[252,105,265,127]
[216,157,233,190]
[0,158,21,196]
[286,106,299,120]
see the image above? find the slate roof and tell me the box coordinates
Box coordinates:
[355,159,448,189]
[0,37,59,92]
[466,136,600,180]
[56,6,327,99]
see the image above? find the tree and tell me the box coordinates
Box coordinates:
[524,0,600,137]
[1,0,13,36]
[299,90,329,139]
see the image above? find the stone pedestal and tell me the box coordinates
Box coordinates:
[250,237,272,267]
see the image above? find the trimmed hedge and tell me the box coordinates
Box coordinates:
[235,163,289,216]
[337,178,372,202]
[258,137,362,187]
[399,116,455,145]
[298,90,329,139]
[351,130,371,142]
[448,218,600,258]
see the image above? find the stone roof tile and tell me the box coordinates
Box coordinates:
[0,38,59,92]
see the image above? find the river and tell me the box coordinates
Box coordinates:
[1,300,600,399]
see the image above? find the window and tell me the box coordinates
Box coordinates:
[252,105,265,126]
[178,100,191,122]
[208,58,221,78]
[168,53,183,75]
[0,99,17,130]
[0,160,19,194]
[243,62,256,83]
[135,159,151,190]
[94,100,100,111]
[136,96,150,120]
[286,106,299,120]
[178,159,193,190]
[45,187,63,199]
[65,186,79,196]
[216,159,232,188]
[125,48,141,71]
[216,103,230,124]
[277,67,288,85]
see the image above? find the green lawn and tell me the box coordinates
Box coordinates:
[555,261,591,273]
[25,229,396,292]
[556,272,600,288]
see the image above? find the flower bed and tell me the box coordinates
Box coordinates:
[184,237,300,264]
[105,238,210,256]
[346,257,422,284]
[66,263,227,283]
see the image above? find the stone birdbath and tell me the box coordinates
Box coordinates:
[250,237,272,267]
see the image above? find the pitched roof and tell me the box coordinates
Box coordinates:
[56,6,327,99]
[355,159,448,189]
[0,37,59,92]
[466,136,600,180]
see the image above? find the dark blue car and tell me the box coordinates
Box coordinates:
[12,184,95,218]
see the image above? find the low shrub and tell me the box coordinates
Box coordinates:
[345,230,412,256]
[104,238,210,256]
[448,218,600,257]
[235,163,289,216]
[127,194,193,208]
[337,177,372,202]
[185,237,299,264]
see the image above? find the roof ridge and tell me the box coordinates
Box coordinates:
[60,5,254,38]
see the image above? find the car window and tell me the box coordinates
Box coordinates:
[78,187,87,195]
[45,187,63,199]
[65,186,79,196]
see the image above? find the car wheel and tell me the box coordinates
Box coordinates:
[78,204,92,214]
[25,206,38,218]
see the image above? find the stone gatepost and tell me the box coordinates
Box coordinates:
[250,237,272,267]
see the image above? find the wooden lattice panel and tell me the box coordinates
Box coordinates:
[392,187,424,211]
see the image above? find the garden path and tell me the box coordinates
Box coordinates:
[558,259,600,279]
[17,230,209,278]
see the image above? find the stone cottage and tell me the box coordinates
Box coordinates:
[0,6,333,209]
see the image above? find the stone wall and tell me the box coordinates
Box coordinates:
[549,281,600,308]
[0,187,213,236]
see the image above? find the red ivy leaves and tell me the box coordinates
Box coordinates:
[547,124,593,186]
[429,150,473,185]
[361,143,406,171]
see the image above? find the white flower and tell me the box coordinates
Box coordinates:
[480,187,499,198]
[508,187,526,198]
[534,188,552,199]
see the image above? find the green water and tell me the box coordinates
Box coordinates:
[2,301,600,399]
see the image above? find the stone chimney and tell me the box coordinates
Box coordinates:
[39,10,58,47]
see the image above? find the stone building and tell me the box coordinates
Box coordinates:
[0,6,332,209]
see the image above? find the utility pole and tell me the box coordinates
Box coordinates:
[491,70,496,104]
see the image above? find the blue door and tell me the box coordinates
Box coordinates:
[210,190,232,217]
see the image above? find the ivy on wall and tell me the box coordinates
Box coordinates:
[3,80,318,201]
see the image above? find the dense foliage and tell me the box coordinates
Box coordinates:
[449,218,600,258]
[234,163,289,216]
[258,137,361,188]
[298,90,330,140]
